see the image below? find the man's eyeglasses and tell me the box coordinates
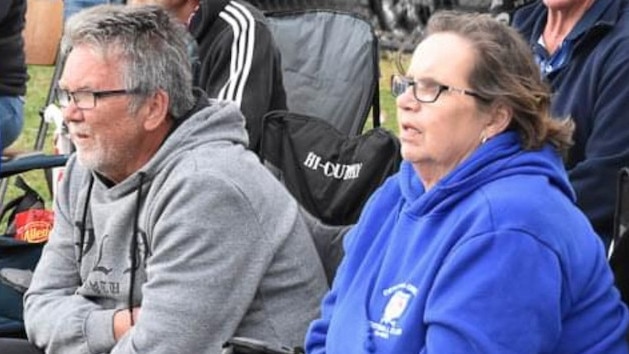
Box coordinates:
[55,88,140,110]
[390,75,487,103]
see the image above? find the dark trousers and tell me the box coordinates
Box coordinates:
[0,337,44,354]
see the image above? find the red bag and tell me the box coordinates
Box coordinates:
[13,209,53,243]
[1,176,53,243]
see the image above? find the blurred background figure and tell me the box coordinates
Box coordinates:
[0,0,27,150]
[64,0,125,21]
[140,0,287,155]
[513,0,629,247]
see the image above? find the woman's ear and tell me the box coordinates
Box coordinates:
[486,101,513,137]
[142,89,170,131]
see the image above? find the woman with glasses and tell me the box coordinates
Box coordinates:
[305,10,629,354]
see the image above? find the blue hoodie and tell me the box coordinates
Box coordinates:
[306,132,629,353]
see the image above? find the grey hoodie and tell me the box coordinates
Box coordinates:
[24,95,328,353]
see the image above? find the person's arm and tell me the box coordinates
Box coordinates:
[110,171,282,353]
[24,161,120,353]
[0,1,11,22]
[423,232,562,353]
[201,21,285,151]
[566,52,629,244]
[420,231,620,353]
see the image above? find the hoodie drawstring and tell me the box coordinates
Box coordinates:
[76,172,146,326]
[128,172,145,326]
[77,175,95,268]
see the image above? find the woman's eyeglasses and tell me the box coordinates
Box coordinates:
[390,75,487,103]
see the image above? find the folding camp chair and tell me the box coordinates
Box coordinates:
[222,336,301,354]
[609,167,629,302]
[259,9,400,285]
[264,9,381,136]
[0,153,67,338]
[0,44,69,339]
[1,154,68,180]
[228,11,400,352]
[608,167,629,343]
[0,46,69,208]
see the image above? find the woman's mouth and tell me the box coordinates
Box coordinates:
[400,122,421,140]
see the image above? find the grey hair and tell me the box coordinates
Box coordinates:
[421,10,574,152]
[61,4,196,118]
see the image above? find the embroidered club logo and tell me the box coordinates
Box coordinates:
[369,283,418,339]
[382,290,411,326]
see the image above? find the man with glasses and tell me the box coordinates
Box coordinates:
[0,4,327,353]
[512,0,629,248]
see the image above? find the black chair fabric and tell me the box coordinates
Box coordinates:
[265,9,380,136]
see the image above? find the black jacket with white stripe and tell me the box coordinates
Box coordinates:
[189,0,287,154]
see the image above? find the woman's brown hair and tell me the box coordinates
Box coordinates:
[402,10,574,152]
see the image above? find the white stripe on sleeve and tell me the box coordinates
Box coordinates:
[217,2,256,107]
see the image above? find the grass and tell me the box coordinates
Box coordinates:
[4,51,401,207]
[2,65,57,208]
[21,65,57,152]
[378,50,400,133]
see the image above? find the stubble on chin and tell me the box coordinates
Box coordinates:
[76,150,98,172]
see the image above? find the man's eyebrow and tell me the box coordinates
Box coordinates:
[56,82,94,91]
[414,77,441,86]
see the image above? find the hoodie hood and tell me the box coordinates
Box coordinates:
[398,131,575,216]
[161,88,249,157]
[109,88,249,195]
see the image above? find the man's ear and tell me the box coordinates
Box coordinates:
[142,89,170,131]
[486,101,513,137]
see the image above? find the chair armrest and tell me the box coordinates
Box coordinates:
[1,154,69,179]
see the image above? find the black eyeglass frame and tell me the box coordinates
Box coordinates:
[390,75,488,103]
[55,88,141,110]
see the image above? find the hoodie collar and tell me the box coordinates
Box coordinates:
[100,87,247,197]
[398,131,574,216]
[172,87,210,126]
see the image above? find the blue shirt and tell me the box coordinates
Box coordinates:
[533,0,610,76]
